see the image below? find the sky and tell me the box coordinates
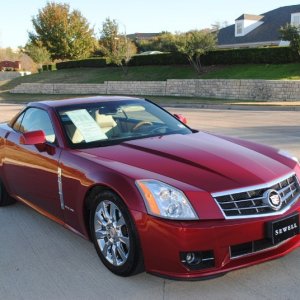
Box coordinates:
[1,0,299,48]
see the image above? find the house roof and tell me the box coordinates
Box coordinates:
[218,5,300,46]
[235,14,263,21]
[126,33,159,40]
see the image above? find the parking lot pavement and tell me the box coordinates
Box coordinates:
[0,104,300,299]
[169,107,300,159]
[0,104,23,122]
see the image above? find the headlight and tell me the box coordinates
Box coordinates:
[278,150,299,163]
[136,180,198,220]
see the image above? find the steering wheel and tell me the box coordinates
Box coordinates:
[131,121,153,132]
[148,125,168,134]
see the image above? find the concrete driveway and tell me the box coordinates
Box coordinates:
[0,104,299,300]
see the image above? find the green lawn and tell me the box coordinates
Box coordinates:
[0,91,266,105]
[202,63,300,80]
[0,65,199,91]
[1,63,300,104]
[1,64,300,93]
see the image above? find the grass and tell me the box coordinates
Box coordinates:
[0,92,85,103]
[202,63,300,80]
[0,92,266,106]
[1,63,300,105]
[0,65,200,103]
[1,64,300,93]
[0,65,199,91]
[3,93,300,108]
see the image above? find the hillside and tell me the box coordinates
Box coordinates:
[202,64,300,80]
[1,63,300,103]
[0,66,199,91]
[1,63,300,93]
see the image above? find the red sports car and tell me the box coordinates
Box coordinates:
[0,96,299,279]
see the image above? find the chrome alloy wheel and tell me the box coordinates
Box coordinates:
[94,200,130,266]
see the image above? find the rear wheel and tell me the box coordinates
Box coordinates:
[90,190,143,276]
[0,179,16,206]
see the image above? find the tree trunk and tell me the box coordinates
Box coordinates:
[187,56,202,74]
[120,63,129,75]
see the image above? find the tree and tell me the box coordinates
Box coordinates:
[99,18,137,72]
[0,47,16,61]
[29,2,96,60]
[280,24,300,56]
[25,43,51,68]
[135,32,177,53]
[211,21,229,32]
[174,30,217,74]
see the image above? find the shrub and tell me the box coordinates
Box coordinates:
[56,58,107,69]
[129,52,189,66]
[48,64,56,71]
[54,47,299,70]
[202,47,299,65]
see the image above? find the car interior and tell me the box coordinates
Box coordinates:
[61,104,168,145]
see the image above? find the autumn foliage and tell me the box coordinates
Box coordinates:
[29,2,96,60]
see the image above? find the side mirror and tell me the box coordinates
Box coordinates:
[20,130,46,145]
[174,114,187,125]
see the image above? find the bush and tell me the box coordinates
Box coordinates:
[56,54,188,69]
[54,47,299,70]
[129,48,299,66]
[56,58,107,69]
[48,64,56,71]
[129,52,188,66]
[202,47,299,65]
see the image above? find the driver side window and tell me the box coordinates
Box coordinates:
[19,108,56,143]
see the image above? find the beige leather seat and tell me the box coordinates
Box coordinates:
[95,112,119,137]
[65,124,84,144]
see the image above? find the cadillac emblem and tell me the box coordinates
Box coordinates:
[263,189,282,211]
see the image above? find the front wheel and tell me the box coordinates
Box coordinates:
[0,179,16,206]
[90,190,143,276]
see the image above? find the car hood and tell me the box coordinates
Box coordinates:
[78,132,293,193]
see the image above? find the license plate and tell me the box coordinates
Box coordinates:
[266,213,300,244]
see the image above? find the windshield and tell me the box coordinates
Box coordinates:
[57,99,192,148]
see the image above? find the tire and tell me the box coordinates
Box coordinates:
[90,190,143,276]
[0,179,16,206]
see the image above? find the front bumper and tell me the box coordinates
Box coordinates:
[132,202,300,280]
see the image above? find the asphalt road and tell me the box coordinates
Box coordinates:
[0,104,300,300]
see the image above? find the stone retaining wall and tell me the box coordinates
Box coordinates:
[106,81,166,95]
[0,72,22,81]
[10,79,300,101]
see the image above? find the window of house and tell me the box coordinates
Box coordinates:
[235,21,243,36]
[291,13,300,26]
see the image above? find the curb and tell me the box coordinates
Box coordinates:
[157,102,300,111]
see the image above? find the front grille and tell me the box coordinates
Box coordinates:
[213,173,300,219]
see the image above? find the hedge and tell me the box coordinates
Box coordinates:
[53,47,299,70]
[129,52,188,66]
[202,47,299,65]
[42,64,56,71]
[56,58,107,69]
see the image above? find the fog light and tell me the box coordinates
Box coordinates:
[186,252,195,264]
[180,250,215,270]
[186,252,201,265]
